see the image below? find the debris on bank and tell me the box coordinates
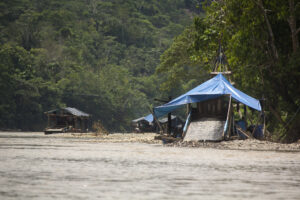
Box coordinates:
[166,139,300,152]
[47,132,162,144]
[93,133,162,144]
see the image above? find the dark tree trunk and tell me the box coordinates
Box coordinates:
[288,0,299,53]
[257,0,279,60]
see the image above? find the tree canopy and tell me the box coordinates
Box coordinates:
[0,0,199,131]
[157,0,300,142]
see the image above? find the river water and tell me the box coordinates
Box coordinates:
[0,132,300,200]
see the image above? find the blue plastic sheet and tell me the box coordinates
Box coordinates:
[144,114,154,123]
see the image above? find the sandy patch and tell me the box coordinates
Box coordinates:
[47,132,162,144]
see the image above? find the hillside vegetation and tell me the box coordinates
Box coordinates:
[0,0,201,131]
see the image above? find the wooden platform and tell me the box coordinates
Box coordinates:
[44,127,67,134]
[210,71,232,75]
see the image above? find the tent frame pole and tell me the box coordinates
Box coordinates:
[149,108,163,134]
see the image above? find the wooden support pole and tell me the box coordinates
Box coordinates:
[167,96,172,135]
[244,105,247,128]
[47,115,50,128]
[168,112,171,135]
[75,117,77,131]
[186,104,190,117]
[260,97,266,137]
[227,99,233,139]
[149,107,163,134]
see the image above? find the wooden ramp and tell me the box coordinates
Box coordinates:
[183,118,226,141]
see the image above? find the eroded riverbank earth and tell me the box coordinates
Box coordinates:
[0,131,300,200]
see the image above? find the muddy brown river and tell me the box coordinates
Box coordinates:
[0,132,300,200]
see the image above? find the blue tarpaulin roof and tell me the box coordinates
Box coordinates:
[143,114,179,123]
[144,114,154,122]
[154,74,261,118]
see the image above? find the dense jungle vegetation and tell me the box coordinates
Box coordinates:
[1,0,299,142]
[0,0,201,131]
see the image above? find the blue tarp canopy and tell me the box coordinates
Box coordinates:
[144,114,154,123]
[154,74,261,118]
[143,114,180,123]
[132,114,153,123]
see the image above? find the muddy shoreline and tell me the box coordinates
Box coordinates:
[2,131,300,152]
[43,132,300,152]
[167,139,300,152]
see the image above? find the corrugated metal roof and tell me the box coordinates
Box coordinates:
[45,107,90,117]
[64,107,90,117]
[132,116,147,123]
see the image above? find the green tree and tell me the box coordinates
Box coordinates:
[157,0,300,142]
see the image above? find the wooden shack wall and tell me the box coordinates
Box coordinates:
[194,96,228,119]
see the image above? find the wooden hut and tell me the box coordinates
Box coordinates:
[44,107,90,134]
[158,115,184,136]
[131,116,155,133]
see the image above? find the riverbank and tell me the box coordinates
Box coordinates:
[46,132,300,152]
[89,133,162,144]
[46,132,163,144]
[2,131,300,152]
[167,139,300,152]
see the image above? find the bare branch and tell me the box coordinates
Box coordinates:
[257,0,278,60]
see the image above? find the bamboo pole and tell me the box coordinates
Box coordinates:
[149,107,163,134]
[244,105,247,128]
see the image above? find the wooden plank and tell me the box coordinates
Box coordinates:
[244,105,248,128]
[210,71,232,75]
[149,107,163,133]
[236,127,254,139]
